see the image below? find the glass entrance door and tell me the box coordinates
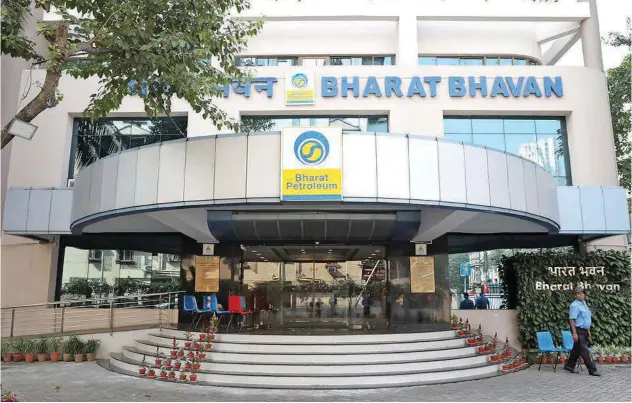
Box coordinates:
[241,245,388,332]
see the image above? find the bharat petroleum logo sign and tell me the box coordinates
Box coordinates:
[291,73,308,89]
[294,131,329,166]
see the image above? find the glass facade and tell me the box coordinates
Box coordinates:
[443,117,571,185]
[68,117,188,180]
[419,56,539,66]
[59,248,180,301]
[236,56,394,66]
[241,116,389,133]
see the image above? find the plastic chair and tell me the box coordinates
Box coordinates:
[226,295,253,332]
[561,330,590,372]
[183,295,211,330]
[536,331,563,372]
[204,295,230,325]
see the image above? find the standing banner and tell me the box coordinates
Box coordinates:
[285,72,315,105]
[194,256,220,293]
[410,256,435,293]
[281,127,342,201]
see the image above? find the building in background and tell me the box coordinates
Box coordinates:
[1,0,629,337]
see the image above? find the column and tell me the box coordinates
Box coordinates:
[396,13,419,67]
[579,0,604,71]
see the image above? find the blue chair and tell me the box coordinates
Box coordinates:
[204,295,230,325]
[536,331,563,372]
[561,330,591,372]
[183,295,211,330]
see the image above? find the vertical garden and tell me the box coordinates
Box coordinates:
[499,250,631,348]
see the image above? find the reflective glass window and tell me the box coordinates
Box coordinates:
[69,117,188,179]
[535,119,562,134]
[460,58,484,66]
[444,133,472,143]
[499,58,513,66]
[418,57,437,65]
[505,133,537,160]
[437,57,459,66]
[471,119,503,134]
[473,134,505,152]
[444,118,472,134]
[504,119,536,134]
[486,57,500,66]
[240,116,389,133]
[513,58,527,66]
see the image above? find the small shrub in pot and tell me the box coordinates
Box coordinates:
[24,339,37,363]
[35,337,49,362]
[1,339,14,362]
[61,339,73,362]
[65,335,86,363]
[49,338,62,362]
[12,338,26,362]
[84,339,100,361]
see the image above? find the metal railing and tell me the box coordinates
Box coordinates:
[0,291,182,339]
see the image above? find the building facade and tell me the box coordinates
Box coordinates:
[2,0,629,333]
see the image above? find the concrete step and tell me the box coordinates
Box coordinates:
[147,332,467,354]
[112,351,493,377]
[158,328,457,345]
[108,353,501,389]
[127,341,479,365]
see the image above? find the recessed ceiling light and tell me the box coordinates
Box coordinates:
[260,256,265,259]
[328,251,332,254]
[328,249,333,252]
[301,251,306,254]
[375,249,380,253]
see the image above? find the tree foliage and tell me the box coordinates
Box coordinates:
[604,17,631,192]
[0,0,263,148]
[499,250,631,348]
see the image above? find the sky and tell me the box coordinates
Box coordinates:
[558,0,630,69]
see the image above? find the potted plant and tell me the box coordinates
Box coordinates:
[159,366,168,380]
[184,328,192,349]
[179,370,187,382]
[154,346,163,367]
[184,359,192,371]
[24,339,36,363]
[170,337,178,359]
[35,337,49,362]
[65,335,85,363]
[139,355,147,376]
[1,339,14,362]
[603,346,612,363]
[49,338,62,362]
[612,346,620,364]
[177,347,185,359]
[1,388,18,402]
[621,347,631,364]
[12,338,26,362]
[168,369,176,381]
[174,360,182,371]
[85,339,100,361]
[450,314,459,330]
[147,368,156,379]
[189,367,198,383]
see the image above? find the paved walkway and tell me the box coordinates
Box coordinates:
[1,362,630,401]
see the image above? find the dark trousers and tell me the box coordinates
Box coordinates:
[566,328,597,372]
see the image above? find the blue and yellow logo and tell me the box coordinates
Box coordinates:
[294,131,329,165]
[291,73,308,89]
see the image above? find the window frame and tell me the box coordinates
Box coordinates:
[418,55,541,66]
[240,114,390,133]
[236,55,396,67]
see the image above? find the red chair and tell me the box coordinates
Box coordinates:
[227,295,253,332]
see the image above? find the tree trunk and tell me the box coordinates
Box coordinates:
[1,67,62,148]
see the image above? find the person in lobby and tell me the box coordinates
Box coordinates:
[459,292,475,309]
[564,286,601,376]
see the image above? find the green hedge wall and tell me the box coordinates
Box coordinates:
[499,250,631,348]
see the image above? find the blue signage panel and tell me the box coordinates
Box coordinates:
[460,261,472,277]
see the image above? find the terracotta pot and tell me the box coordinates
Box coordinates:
[621,356,629,364]
[170,351,177,358]
[184,342,192,349]
[612,357,619,363]
[175,362,182,370]
[155,359,162,366]
[168,374,176,380]
[189,374,197,382]
[179,374,187,381]
[204,343,212,350]
[148,372,156,379]
[2,354,12,362]
[184,364,192,371]
[597,356,603,364]
[199,334,206,341]
[200,353,206,360]
[187,352,195,359]
[139,368,147,375]
[559,357,565,364]
[193,342,200,350]
[74,354,85,363]
[37,354,47,362]
[193,363,201,371]
[50,352,60,362]
[25,354,36,363]
[12,353,22,362]
[177,351,185,358]
[62,353,72,362]
[86,353,95,362]
[160,372,168,379]
[605,356,612,363]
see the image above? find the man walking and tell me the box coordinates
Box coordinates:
[564,286,601,376]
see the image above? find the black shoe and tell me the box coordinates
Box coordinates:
[563,365,579,374]
[588,371,601,377]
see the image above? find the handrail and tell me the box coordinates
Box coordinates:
[0,291,184,309]
[1,291,183,338]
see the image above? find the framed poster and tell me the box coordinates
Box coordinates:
[410,256,435,293]
[194,256,220,293]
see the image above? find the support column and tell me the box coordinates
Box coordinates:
[579,0,604,71]
[396,14,419,67]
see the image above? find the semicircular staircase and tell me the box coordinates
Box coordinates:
[104,328,506,389]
